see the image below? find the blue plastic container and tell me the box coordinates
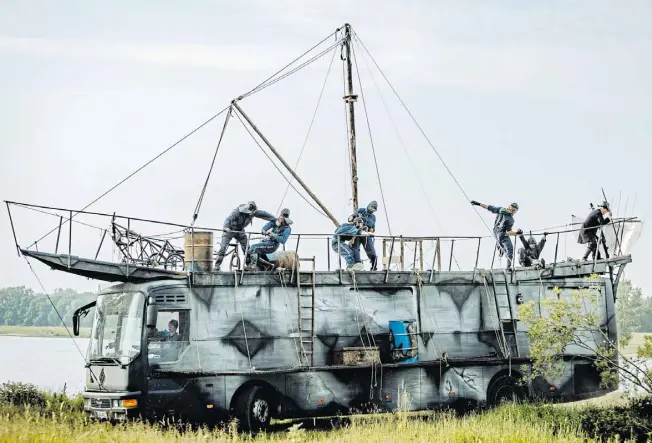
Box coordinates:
[388,320,419,364]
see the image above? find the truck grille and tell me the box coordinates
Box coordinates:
[90,398,111,409]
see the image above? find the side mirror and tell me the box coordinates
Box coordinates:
[72,301,96,336]
[146,296,158,328]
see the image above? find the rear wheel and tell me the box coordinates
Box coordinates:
[233,385,271,432]
[487,375,526,407]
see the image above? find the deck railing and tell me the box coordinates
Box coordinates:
[5,201,641,275]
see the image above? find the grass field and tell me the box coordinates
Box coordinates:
[0,403,599,442]
[0,325,91,338]
[1,383,650,441]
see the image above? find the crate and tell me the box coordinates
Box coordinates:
[333,346,380,366]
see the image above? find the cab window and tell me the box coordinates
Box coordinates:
[147,310,189,365]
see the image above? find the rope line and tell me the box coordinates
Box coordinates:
[232,108,329,219]
[354,39,460,269]
[192,107,232,223]
[350,40,392,236]
[353,32,503,255]
[239,29,342,99]
[278,271,304,367]
[241,39,345,100]
[23,256,106,390]
[28,105,232,249]
[233,272,253,370]
[277,44,338,214]
[26,28,344,249]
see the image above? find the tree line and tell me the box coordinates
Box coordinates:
[0,287,95,329]
[0,279,648,332]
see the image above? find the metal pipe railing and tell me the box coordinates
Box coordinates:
[6,200,640,275]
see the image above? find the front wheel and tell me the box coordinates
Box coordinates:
[233,385,271,432]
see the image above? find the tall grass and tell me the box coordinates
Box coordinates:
[0,404,593,442]
[1,382,650,442]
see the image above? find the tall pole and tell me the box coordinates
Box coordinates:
[342,23,359,210]
[232,101,340,228]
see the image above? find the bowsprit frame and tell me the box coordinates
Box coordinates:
[110,216,185,271]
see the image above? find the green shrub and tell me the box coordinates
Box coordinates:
[0,381,47,409]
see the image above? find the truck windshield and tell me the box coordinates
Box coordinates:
[88,291,144,364]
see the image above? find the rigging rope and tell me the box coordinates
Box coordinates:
[353,32,506,257]
[239,29,342,100]
[481,270,509,358]
[27,28,346,250]
[192,107,232,224]
[353,39,460,269]
[232,108,329,219]
[277,44,338,214]
[241,39,344,100]
[278,271,304,367]
[349,41,392,236]
[24,256,106,390]
[28,105,232,249]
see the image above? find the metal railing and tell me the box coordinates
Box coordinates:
[5,200,641,276]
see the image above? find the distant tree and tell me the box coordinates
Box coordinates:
[616,279,646,335]
[0,286,95,328]
[3,310,17,326]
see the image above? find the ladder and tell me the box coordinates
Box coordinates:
[488,269,520,358]
[297,257,316,366]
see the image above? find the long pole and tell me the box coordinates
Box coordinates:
[232,101,340,227]
[342,23,359,210]
[601,187,621,254]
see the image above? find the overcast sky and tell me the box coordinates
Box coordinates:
[0,1,650,294]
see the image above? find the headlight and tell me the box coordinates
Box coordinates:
[112,400,119,408]
[84,398,91,408]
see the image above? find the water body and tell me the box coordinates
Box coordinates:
[0,336,90,395]
[0,336,648,396]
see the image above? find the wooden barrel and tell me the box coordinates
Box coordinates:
[184,231,214,272]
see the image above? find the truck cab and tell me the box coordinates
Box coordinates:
[79,282,192,421]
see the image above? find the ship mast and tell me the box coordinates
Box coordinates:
[342,23,359,210]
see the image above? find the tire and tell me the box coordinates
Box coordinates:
[233,385,271,432]
[487,375,526,407]
[229,251,241,272]
[164,253,185,271]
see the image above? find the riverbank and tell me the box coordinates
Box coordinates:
[0,325,91,338]
[1,382,651,441]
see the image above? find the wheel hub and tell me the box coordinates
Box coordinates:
[252,399,269,422]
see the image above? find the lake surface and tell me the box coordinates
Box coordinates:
[0,335,648,396]
[0,335,90,395]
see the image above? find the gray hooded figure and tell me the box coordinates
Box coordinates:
[348,200,379,270]
[214,201,274,270]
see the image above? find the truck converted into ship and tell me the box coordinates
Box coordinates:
[4,23,642,431]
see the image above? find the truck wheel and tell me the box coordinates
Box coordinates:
[487,375,526,407]
[234,385,271,432]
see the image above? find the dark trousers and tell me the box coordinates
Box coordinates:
[518,249,533,267]
[582,233,601,260]
[354,236,378,269]
[215,231,248,268]
[497,235,514,267]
